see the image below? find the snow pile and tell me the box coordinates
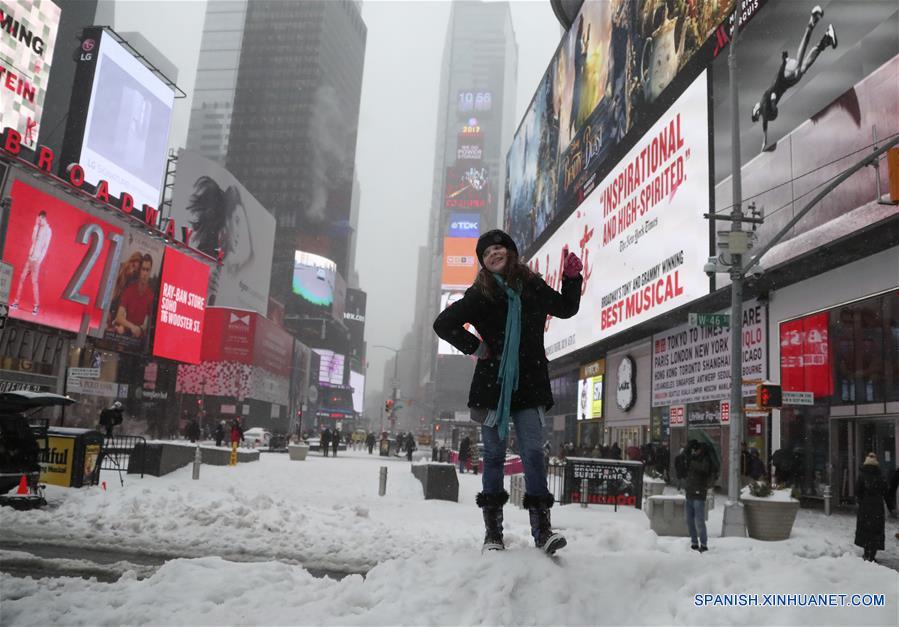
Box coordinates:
[1,450,897,625]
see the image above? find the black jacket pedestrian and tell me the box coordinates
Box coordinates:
[459,436,471,461]
[609,443,621,460]
[214,423,225,446]
[433,274,581,412]
[684,444,712,500]
[854,464,890,552]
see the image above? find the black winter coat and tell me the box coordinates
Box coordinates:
[855,464,890,550]
[685,451,712,500]
[433,274,582,412]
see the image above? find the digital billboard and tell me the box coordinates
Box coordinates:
[529,73,710,360]
[67,29,175,212]
[0,0,60,149]
[101,230,165,353]
[457,90,492,116]
[2,179,123,333]
[152,247,209,364]
[343,287,366,360]
[350,370,364,413]
[313,349,345,386]
[170,149,275,315]
[292,250,337,307]
[200,308,292,377]
[444,165,491,210]
[437,290,480,356]
[447,212,480,239]
[577,375,603,421]
[440,237,478,290]
[505,0,739,253]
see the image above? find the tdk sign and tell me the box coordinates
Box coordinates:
[448,213,480,238]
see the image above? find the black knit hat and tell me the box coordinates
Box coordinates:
[476,229,518,266]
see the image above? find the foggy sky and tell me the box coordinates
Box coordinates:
[111,0,564,417]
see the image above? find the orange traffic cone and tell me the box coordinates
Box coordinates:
[16,474,28,495]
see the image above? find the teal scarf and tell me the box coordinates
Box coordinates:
[488,272,521,439]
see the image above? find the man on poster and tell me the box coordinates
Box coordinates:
[113,254,155,339]
[750,5,838,151]
[11,211,52,316]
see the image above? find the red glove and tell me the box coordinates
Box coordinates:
[562,246,583,278]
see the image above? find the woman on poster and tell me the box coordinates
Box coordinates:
[433,229,582,554]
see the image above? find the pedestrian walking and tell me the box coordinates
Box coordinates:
[855,452,892,562]
[684,440,713,553]
[459,435,472,473]
[98,401,124,438]
[214,421,225,447]
[331,429,340,457]
[609,442,621,460]
[405,433,416,462]
[366,432,376,455]
[433,229,582,554]
[230,418,244,447]
[321,428,331,457]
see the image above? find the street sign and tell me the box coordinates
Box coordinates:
[68,367,100,379]
[0,261,12,304]
[689,313,730,328]
[783,391,814,406]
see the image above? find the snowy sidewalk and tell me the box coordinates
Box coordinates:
[1,449,897,626]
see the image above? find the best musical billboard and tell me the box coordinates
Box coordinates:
[440,237,478,290]
[529,72,710,360]
[62,28,175,212]
[152,247,209,364]
[170,149,275,315]
[2,179,123,333]
[0,0,60,149]
[505,0,741,254]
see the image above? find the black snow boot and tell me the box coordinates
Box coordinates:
[476,490,508,551]
[523,493,567,555]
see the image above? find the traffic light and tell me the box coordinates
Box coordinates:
[296,409,302,418]
[756,383,782,410]
[435,424,441,432]
[385,399,394,413]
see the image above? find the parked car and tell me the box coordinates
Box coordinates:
[242,428,272,448]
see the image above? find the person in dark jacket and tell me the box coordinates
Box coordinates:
[855,452,892,561]
[366,432,376,455]
[655,443,671,483]
[747,448,766,481]
[331,429,340,457]
[214,421,225,447]
[405,433,416,462]
[433,229,582,554]
[98,401,124,438]
[320,428,331,457]
[684,440,712,552]
[459,436,472,473]
[609,442,621,460]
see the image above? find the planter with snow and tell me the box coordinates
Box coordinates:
[288,444,310,461]
[643,476,666,497]
[741,484,800,541]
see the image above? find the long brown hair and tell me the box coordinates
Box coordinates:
[474,249,540,300]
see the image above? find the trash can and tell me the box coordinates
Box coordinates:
[379,437,390,456]
[39,428,103,488]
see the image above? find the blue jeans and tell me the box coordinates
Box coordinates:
[685,498,707,546]
[481,407,549,498]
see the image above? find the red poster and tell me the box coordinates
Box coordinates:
[152,248,210,364]
[780,312,832,397]
[2,180,123,333]
[201,308,253,363]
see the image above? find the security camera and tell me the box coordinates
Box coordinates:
[703,257,723,274]
[745,261,765,279]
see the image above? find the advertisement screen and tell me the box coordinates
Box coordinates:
[350,370,364,413]
[529,73,710,359]
[456,132,483,161]
[344,288,366,360]
[437,290,481,356]
[445,165,491,210]
[505,0,737,253]
[457,90,492,116]
[440,237,478,290]
[101,230,165,353]
[447,212,480,239]
[313,349,345,386]
[79,31,175,211]
[152,248,209,364]
[2,180,123,333]
[577,375,603,421]
[780,312,833,398]
[712,1,898,266]
[170,149,275,315]
[0,0,60,149]
[292,250,337,307]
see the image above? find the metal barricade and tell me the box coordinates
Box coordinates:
[101,434,148,484]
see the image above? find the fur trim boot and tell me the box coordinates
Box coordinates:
[476,490,509,551]
[523,493,567,555]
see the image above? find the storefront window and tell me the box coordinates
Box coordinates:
[886,292,899,402]
[831,295,887,405]
[779,406,829,497]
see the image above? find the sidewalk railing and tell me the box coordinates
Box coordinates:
[101,434,148,479]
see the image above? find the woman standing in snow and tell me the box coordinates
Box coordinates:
[855,452,891,562]
[433,229,582,554]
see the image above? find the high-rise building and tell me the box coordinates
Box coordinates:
[225,0,367,304]
[185,0,248,164]
[407,1,517,429]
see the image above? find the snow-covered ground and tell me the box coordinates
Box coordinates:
[1,448,898,626]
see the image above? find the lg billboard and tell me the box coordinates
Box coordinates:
[170,149,275,315]
[0,0,60,149]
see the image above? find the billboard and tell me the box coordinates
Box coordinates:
[444,165,491,210]
[350,370,364,413]
[780,312,833,398]
[0,0,60,149]
[437,290,481,356]
[64,29,175,212]
[152,247,209,364]
[101,230,165,353]
[712,1,899,265]
[313,349,345,386]
[2,179,123,333]
[505,0,737,253]
[529,73,710,359]
[577,374,603,421]
[292,250,337,308]
[457,90,492,117]
[344,287,366,360]
[170,149,275,315]
[199,308,292,376]
[440,237,478,290]
[447,212,480,239]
